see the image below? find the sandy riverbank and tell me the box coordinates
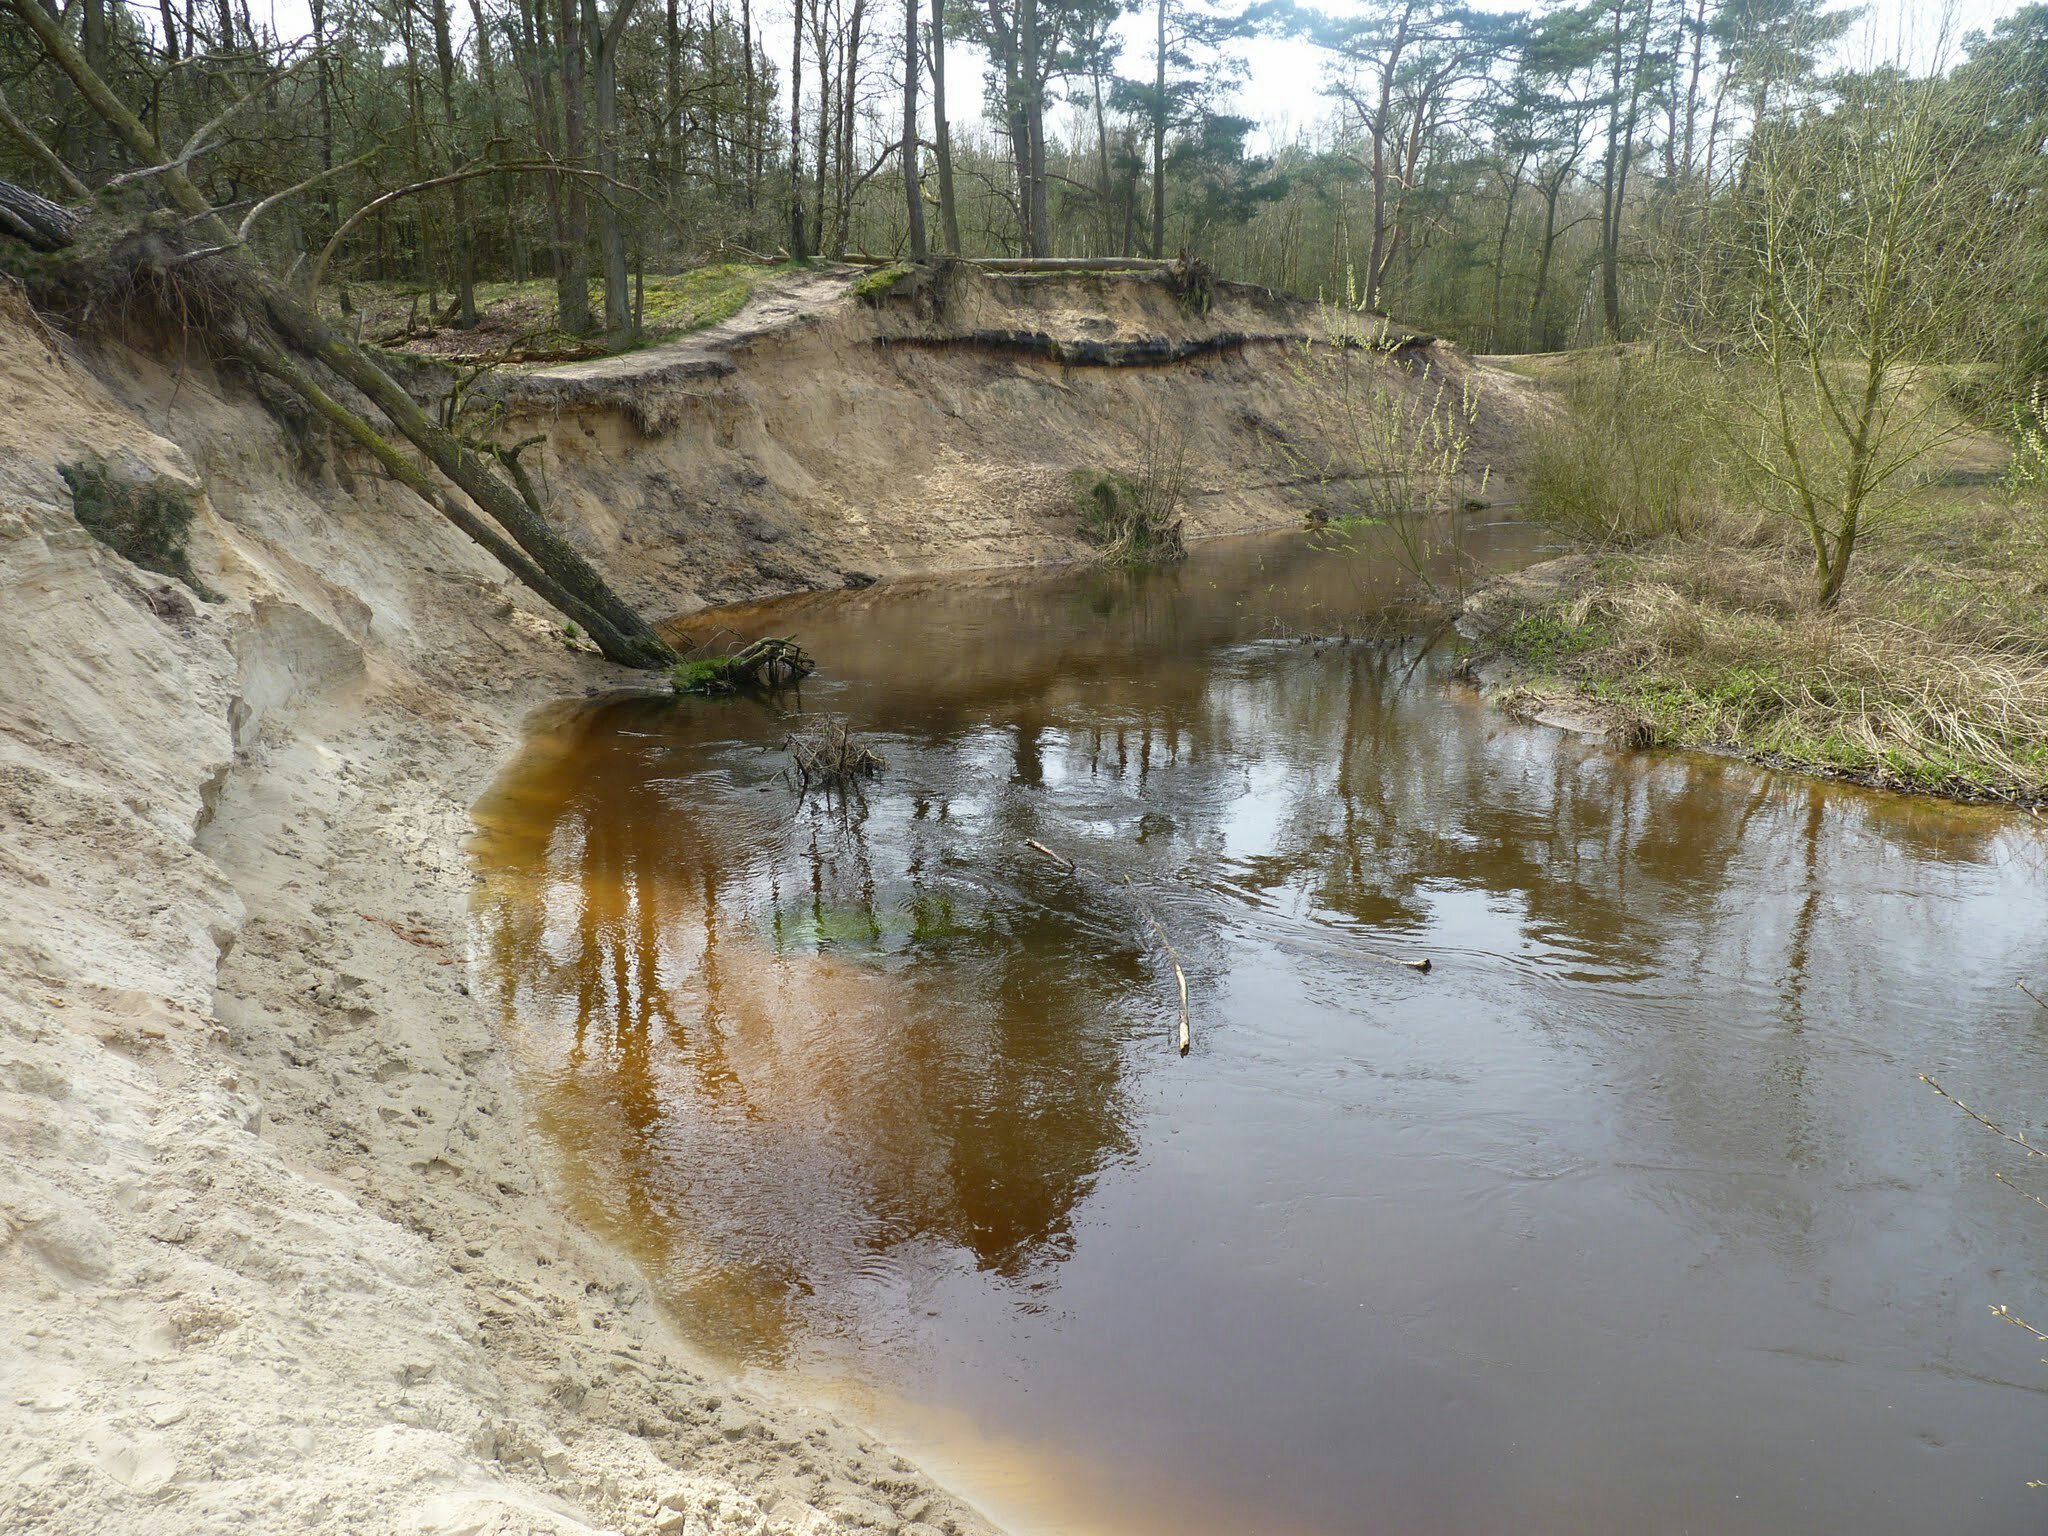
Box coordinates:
[0,288,1010,1536]
[0,266,1539,1534]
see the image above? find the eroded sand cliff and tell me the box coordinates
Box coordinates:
[0,269,1533,1535]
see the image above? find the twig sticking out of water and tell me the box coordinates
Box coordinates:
[1025,838,1074,871]
[1135,893,1192,1058]
[1919,1074,2045,1160]
[785,721,886,797]
[2019,979,2048,1016]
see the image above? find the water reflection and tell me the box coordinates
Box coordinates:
[473,528,2048,1536]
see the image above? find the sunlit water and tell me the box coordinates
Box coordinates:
[471,527,2048,1535]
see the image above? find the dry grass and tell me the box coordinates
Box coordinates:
[1479,494,2048,803]
[1074,412,1190,566]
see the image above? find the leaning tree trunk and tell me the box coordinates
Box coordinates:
[0,187,670,667]
[3,182,671,664]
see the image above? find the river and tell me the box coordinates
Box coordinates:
[470,525,2048,1535]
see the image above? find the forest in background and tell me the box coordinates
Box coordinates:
[3,0,2043,359]
[2,0,2046,793]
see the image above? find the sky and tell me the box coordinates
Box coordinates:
[227,0,2033,145]
[1195,0,2027,147]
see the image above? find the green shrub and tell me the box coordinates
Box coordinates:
[1071,415,1189,566]
[58,457,222,601]
[1527,352,1722,545]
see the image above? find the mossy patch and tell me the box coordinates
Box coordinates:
[849,263,913,302]
[59,457,222,601]
[635,263,772,335]
[671,657,740,695]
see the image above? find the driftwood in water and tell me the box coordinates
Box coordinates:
[672,635,814,695]
[725,635,813,686]
[784,720,886,795]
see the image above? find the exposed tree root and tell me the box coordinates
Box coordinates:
[671,636,815,695]
[875,327,1438,369]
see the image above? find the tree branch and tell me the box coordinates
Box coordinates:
[238,147,382,242]
[0,80,90,200]
[306,160,645,293]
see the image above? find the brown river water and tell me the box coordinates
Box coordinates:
[470,526,2048,1536]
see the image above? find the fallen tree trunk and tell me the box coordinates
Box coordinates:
[845,254,1179,273]
[0,0,674,670]
[0,179,82,252]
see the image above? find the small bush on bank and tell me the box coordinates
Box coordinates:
[1525,351,1725,545]
[1074,415,1189,566]
[59,457,222,601]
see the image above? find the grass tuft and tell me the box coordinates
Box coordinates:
[1477,517,2048,803]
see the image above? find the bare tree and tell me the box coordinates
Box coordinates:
[901,0,926,257]
[1718,65,2022,607]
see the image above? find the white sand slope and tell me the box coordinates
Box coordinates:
[0,285,999,1536]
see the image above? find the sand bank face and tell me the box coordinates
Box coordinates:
[0,287,1000,1536]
